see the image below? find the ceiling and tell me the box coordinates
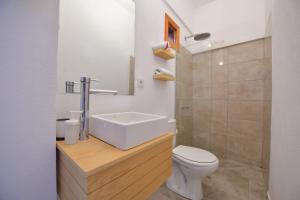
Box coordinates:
[189,0,216,8]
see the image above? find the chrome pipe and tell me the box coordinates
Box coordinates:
[89,89,118,95]
[184,35,194,40]
[79,77,90,140]
[66,77,118,141]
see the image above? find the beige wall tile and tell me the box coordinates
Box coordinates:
[193,65,211,84]
[262,100,271,169]
[228,80,264,100]
[263,80,272,100]
[228,119,263,139]
[193,100,211,133]
[211,118,227,134]
[228,60,267,81]
[176,131,193,146]
[176,82,192,99]
[193,84,211,100]
[227,39,264,63]
[177,99,193,116]
[182,116,193,129]
[227,136,262,166]
[175,46,193,147]
[263,101,272,133]
[188,38,271,168]
[210,133,227,156]
[262,133,270,169]
[176,53,192,67]
[263,58,272,80]
[177,47,193,66]
[212,100,227,121]
[193,131,210,150]
[212,83,228,100]
[193,113,211,133]
[243,139,263,166]
[178,115,193,132]
[193,51,211,69]
[211,48,228,66]
[193,99,211,115]
[227,136,245,161]
[228,100,264,121]
[212,65,228,85]
[210,100,228,145]
[176,47,193,85]
[264,37,272,58]
[176,117,193,146]
[176,65,193,85]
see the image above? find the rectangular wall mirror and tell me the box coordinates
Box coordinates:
[57,0,135,96]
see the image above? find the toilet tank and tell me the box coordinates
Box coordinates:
[168,119,177,147]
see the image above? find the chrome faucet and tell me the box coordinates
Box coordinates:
[65,77,118,140]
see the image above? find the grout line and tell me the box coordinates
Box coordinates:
[226,49,229,159]
[208,51,212,150]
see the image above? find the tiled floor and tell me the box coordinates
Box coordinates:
[148,159,268,200]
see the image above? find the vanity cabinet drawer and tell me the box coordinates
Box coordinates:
[57,133,173,200]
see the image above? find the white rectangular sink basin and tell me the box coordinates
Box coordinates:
[89,112,168,150]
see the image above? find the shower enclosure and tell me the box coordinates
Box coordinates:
[174,37,272,199]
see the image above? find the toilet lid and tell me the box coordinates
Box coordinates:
[173,145,217,163]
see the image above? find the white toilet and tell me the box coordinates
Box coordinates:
[166,119,219,200]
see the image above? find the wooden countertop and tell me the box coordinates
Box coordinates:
[56,133,173,176]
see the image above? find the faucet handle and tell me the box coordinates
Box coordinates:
[79,77,99,84]
[65,81,76,93]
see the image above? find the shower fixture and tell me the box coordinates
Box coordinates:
[184,32,211,41]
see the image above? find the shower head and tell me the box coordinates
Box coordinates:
[185,32,211,41]
[194,32,211,40]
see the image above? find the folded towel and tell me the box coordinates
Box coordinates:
[152,41,170,50]
[154,71,175,80]
[154,71,174,77]
[155,68,174,77]
[167,48,176,55]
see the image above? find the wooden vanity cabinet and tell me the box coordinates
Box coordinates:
[56,133,173,200]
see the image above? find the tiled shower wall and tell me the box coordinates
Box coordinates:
[175,46,193,146]
[176,38,271,169]
[191,38,272,168]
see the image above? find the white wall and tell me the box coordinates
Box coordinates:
[186,0,267,53]
[57,0,135,95]
[269,0,300,199]
[133,0,187,117]
[0,1,58,200]
[56,0,190,119]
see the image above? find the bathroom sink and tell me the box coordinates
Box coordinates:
[89,112,168,150]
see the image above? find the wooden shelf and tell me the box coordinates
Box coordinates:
[153,48,175,60]
[153,74,175,81]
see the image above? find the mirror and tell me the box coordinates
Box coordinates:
[57,0,135,95]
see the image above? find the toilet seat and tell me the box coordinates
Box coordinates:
[173,145,218,167]
[167,145,219,200]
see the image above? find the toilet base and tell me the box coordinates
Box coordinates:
[166,180,203,200]
[166,163,203,200]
